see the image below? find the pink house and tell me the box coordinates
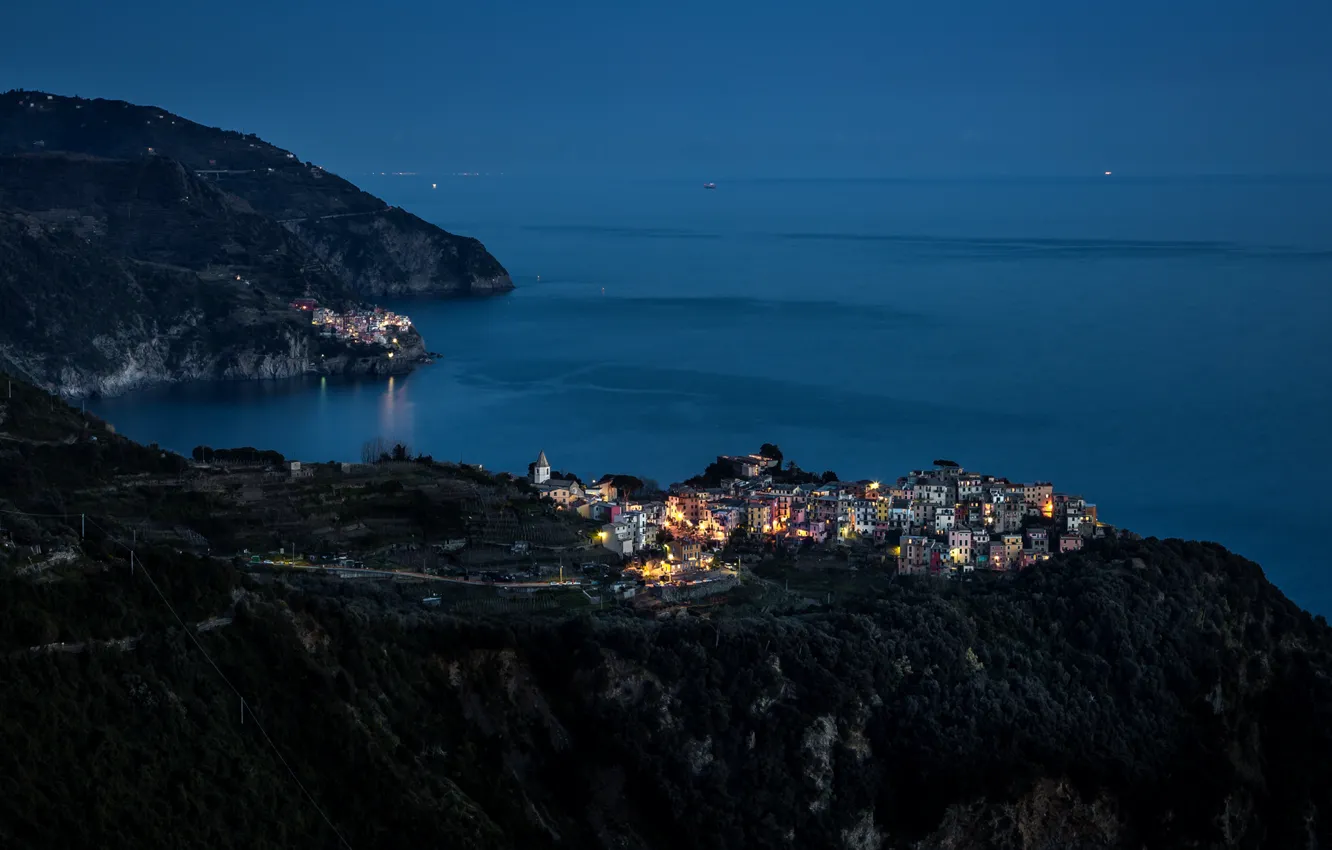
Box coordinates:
[1021,550,1051,569]
[1059,533,1083,553]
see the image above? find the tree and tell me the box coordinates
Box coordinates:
[685,461,727,489]
[820,470,839,483]
[361,436,406,464]
[609,474,645,496]
[759,443,784,463]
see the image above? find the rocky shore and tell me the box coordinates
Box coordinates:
[37,322,430,399]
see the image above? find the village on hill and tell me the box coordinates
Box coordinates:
[525,446,1112,601]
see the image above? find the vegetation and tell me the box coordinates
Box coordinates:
[0,89,513,395]
[0,153,364,393]
[1,374,1330,848]
[0,90,511,301]
[191,446,286,465]
[603,474,645,496]
[360,436,414,464]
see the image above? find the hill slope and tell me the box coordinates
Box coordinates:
[0,373,1329,849]
[0,154,422,396]
[0,90,513,297]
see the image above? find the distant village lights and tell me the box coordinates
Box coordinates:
[288,299,413,349]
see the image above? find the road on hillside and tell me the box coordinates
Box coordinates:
[247,562,577,590]
[276,210,386,225]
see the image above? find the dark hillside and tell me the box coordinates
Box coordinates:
[0,91,513,297]
[0,153,423,396]
[0,375,1329,849]
[0,153,350,300]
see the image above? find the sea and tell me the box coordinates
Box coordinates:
[91,175,1332,615]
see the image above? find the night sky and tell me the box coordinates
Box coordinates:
[4,0,1330,177]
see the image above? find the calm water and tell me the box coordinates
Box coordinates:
[93,176,1332,613]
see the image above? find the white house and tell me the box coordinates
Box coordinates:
[934,506,956,534]
[887,498,912,528]
[958,475,984,501]
[601,522,635,557]
[615,511,651,549]
[853,499,877,536]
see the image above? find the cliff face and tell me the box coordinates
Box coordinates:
[0,90,513,297]
[285,207,514,297]
[31,320,422,399]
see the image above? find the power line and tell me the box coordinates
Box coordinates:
[8,503,354,849]
[90,515,355,848]
[0,506,79,518]
[84,516,354,849]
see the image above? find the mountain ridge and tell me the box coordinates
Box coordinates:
[1,89,514,296]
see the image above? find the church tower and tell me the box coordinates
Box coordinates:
[533,450,551,484]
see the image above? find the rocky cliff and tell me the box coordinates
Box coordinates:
[0,90,513,297]
[284,206,514,297]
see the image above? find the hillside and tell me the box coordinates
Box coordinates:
[0,373,1330,849]
[0,153,351,300]
[0,130,436,395]
[0,90,513,297]
[0,157,423,396]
